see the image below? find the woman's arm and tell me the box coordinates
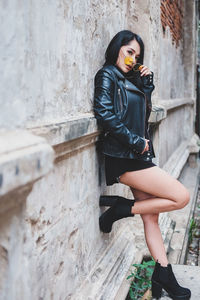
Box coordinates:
[141,71,155,109]
[93,68,146,154]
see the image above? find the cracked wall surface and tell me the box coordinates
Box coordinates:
[0,0,193,128]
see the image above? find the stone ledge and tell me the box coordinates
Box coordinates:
[162,140,190,178]
[149,105,166,123]
[0,130,54,197]
[149,98,195,123]
[29,114,99,163]
[70,223,139,300]
[188,133,200,154]
[30,113,97,146]
[29,98,195,151]
[53,132,98,163]
[29,98,195,161]
[162,133,200,179]
[158,97,195,111]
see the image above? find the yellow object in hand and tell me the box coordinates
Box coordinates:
[138,65,143,70]
[124,56,134,66]
[132,63,144,72]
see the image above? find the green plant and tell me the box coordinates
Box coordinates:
[188,218,197,243]
[126,257,155,300]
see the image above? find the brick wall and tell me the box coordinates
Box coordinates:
[160,0,184,47]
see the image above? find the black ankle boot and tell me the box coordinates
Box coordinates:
[99,195,135,207]
[151,261,191,299]
[99,198,135,233]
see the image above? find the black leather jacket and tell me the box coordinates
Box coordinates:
[93,64,156,161]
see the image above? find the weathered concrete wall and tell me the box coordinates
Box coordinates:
[159,29,185,99]
[0,137,133,299]
[0,0,194,129]
[0,0,134,129]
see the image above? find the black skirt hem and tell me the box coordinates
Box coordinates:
[105,154,156,186]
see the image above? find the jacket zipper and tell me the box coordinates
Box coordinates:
[121,83,147,138]
[118,88,123,113]
[143,93,147,138]
[131,88,146,138]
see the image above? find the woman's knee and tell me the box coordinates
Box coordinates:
[141,213,159,224]
[174,187,190,209]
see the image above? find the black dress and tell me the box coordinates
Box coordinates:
[104,67,156,186]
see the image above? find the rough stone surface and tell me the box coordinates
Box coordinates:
[0,130,54,197]
[30,113,97,146]
[0,0,145,129]
[0,0,196,129]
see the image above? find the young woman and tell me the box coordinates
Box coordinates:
[93,30,191,299]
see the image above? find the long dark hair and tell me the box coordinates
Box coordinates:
[104,30,144,66]
[104,30,145,90]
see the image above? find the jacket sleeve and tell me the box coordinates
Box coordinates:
[93,68,146,153]
[141,71,155,110]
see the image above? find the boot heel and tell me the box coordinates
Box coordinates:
[152,280,162,299]
[99,196,117,206]
[99,208,113,233]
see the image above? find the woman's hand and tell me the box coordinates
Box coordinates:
[140,65,152,77]
[141,139,149,154]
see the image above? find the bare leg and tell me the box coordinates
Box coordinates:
[119,166,190,215]
[130,188,168,266]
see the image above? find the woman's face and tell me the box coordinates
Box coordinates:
[116,39,141,73]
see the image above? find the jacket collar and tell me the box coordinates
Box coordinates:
[105,64,144,95]
[109,65,125,80]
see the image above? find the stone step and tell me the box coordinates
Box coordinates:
[167,159,200,265]
[159,264,200,299]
